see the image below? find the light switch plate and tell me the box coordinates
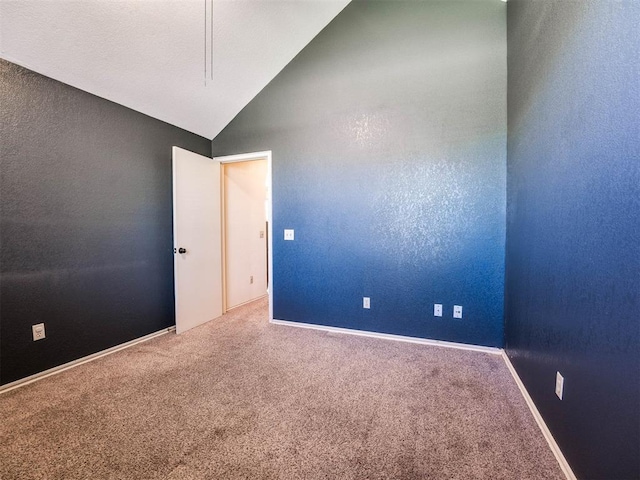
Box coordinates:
[363,297,370,309]
[555,371,564,400]
[434,304,443,317]
[453,305,463,319]
[284,229,295,241]
[32,323,46,341]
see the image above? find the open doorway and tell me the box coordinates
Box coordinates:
[215,152,273,319]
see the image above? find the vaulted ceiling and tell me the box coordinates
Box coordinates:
[0,0,351,139]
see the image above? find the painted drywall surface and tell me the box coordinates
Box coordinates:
[212,1,507,347]
[505,2,639,479]
[224,160,268,309]
[0,59,211,385]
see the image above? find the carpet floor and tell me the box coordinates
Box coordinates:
[0,298,564,479]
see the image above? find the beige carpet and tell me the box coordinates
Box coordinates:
[0,298,564,479]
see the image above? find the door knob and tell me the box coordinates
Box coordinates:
[178,247,187,254]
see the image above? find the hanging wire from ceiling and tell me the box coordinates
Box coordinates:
[204,0,214,85]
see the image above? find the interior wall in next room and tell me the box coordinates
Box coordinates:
[0,59,211,386]
[224,159,269,310]
[505,1,639,479]
[212,0,507,347]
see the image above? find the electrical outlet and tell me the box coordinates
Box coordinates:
[453,305,463,319]
[555,371,564,400]
[434,304,443,317]
[260,231,265,239]
[284,229,295,241]
[250,275,254,284]
[32,323,46,341]
[363,297,370,309]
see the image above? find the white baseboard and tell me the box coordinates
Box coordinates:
[270,318,502,355]
[225,294,269,313]
[501,351,577,480]
[0,326,175,395]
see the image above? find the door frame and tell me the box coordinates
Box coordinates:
[214,150,273,322]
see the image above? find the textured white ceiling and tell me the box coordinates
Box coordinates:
[0,0,350,139]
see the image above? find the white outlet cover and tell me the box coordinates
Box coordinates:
[284,229,295,241]
[434,304,443,317]
[555,371,564,400]
[32,323,46,341]
[363,297,370,309]
[453,305,463,319]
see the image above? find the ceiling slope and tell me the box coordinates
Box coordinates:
[0,0,350,139]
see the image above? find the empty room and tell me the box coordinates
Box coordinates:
[0,1,638,479]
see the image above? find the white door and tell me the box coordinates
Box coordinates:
[172,146,223,334]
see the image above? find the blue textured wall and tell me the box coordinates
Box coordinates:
[0,59,211,385]
[506,1,639,479]
[212,1,507,347]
